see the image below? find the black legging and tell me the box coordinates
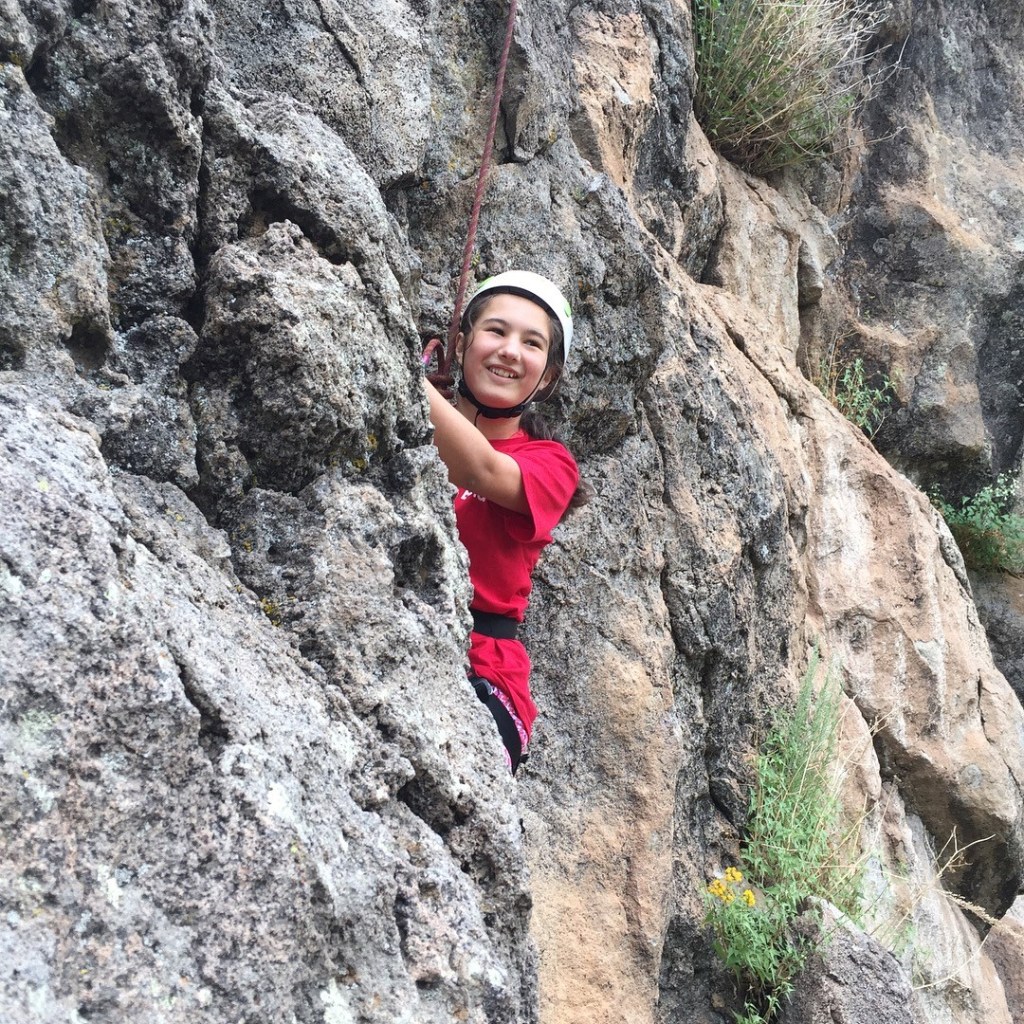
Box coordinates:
[470,676,524,774]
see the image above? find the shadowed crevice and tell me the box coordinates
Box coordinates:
[177,660,232,764]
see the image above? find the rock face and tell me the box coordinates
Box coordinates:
[779,903,925,1024]
[986,896,1024,1023]
[1,388,530,1024]
[818,0,1024,709]
[968,568,1024,702]
[2,2,1024,1024]
[827,1,1024,490]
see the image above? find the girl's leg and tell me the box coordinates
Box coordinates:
[470,676,529,774]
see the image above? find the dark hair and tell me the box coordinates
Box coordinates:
[520,410,592,515]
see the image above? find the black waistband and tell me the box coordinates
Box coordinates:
[471,609,519,640]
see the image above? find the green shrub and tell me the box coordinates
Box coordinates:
[692,0,876,174]
[705,651,864,1023]
[815,354,898,439]
[930,475,1024,575]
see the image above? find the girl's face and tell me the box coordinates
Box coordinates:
[457,293,555,409]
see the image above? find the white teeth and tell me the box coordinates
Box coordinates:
[488,367,518,379]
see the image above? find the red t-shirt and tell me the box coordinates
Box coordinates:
[454,430,579,735]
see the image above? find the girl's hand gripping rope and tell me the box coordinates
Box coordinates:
[422,336,454,400]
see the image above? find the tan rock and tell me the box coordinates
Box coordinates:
[570,11,653,196]
[706,163,838,358]
[569,7,721,274]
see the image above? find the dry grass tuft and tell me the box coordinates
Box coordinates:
[693,0,881,174]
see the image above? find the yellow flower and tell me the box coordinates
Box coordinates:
[742,889,756,907]
[724,866,743,883]
[722,889,736,904]
[707,879,727,899]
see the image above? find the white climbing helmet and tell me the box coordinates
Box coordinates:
[468,270,573,365]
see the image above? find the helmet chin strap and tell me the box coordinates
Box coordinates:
[457,375,535,419]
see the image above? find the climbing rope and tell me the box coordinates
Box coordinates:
[426,0,519,389]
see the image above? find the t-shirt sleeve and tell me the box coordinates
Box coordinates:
[501,440,579,543]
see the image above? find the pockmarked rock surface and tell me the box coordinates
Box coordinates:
[778,902,925,1024]
[830,1,1024,492]
[3,1,1024,1023]
[0,384,532,1024]
[968,568,1024,702]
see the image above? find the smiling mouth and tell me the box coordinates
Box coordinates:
[487,366,520,380]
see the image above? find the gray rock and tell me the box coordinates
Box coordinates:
[211,0,431,187]
[0,63,109,374]
[19,1,211,331]
[0,384,533,1024]
[3,1,1024,1022]
[834,0,1024,488]
[779,903,926,1024]
[71,316,200,489]
[970,568,1024,702]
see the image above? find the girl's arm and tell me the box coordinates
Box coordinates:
[425,380,529,514]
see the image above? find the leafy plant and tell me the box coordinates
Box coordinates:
[705,651,864,1023]
[930,475,1024,575]
[692,0,877,174]
[814,347,898,439]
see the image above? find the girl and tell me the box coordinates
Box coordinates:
[424,271,585,773]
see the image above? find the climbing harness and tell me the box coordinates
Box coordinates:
[425,0,519,386]
[471,609,519,640]
[471,675,526,773]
